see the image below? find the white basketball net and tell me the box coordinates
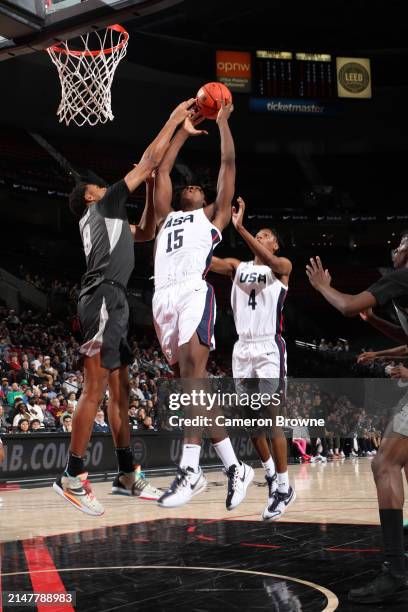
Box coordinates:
[47,25,129,127]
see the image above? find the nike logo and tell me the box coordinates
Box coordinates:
[240,466,246,482]
[266,352,273,356]
[190,476,202,490]
[283,489,293,505]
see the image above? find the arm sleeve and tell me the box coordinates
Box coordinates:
[96,180,130,220]
[367,269,408,306]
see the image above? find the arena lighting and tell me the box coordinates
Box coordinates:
[256,50,292,59]
[295,340,317,350]
[296,52,331,62]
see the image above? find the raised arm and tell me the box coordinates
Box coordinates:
[358,344,408,364]
[130,173,156,242]
[210,256,240,278]
[359,309,408,344]
[306,256,377,316]
[232,196,292,282]
[155,115,208,225]
[209,102,235,232]
[124,99,195,194]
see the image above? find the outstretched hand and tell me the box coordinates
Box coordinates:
[169,98,196,124]
[306,256,332,290]
[232,196,245,229]
[182,113,208,137]
[216,100,234,124]
[357,351,377,365]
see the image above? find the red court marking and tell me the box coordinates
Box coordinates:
[196,535,216,542]
[240,543,281,549]
[0,484,20,491]
[23,537,74,612]
[325,547,381,553]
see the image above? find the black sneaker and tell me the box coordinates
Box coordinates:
[262,486,296,521]
[265,473,277,499]
[348,562,408,604]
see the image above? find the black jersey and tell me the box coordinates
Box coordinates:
[78,180,134,298]
[367,268,408,336]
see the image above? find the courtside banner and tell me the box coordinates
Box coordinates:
[337,57,372,99]
[250,97,340,115]
[0,432,257,481]
[216,50,252,92]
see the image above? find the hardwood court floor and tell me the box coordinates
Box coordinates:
[1,459,408,611]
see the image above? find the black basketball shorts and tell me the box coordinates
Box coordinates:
[77,282,133,370]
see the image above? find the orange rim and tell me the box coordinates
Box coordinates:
[48,24,129,57]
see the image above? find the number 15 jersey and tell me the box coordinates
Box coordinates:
[154,208,221,289]
[231,261,287,341]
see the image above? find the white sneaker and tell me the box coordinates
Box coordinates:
[157,466,207,508]
[53,471,104,516]
[262,486,296,521]
[310,455,321,463]
[225,462,254,511]
[340,451,345,458]
[320,455,328,463]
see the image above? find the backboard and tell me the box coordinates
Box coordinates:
[0,0,182,61]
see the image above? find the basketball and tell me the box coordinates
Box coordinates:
[195,82,233,120]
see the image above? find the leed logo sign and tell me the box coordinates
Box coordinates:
[337,57,372,98]
[339,63,369,93]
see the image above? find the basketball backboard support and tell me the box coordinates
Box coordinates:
[0,0,182,62]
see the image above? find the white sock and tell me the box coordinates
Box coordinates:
[213,438,240,471]
[277,470,289,494]
[180,444,201,472]
[262,456,276,479]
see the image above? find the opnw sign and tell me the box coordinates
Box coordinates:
[336,57,372,99]
[216,50,251,92]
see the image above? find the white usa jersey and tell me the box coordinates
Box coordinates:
[154,208,221,288]
[231,261,287,341]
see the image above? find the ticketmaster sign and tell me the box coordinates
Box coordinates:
[250,97,339,116]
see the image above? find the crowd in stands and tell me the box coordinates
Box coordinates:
[286,380,385,462]
[0,299,393,464]
[0,302,174,436]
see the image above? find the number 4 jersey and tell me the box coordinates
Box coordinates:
[231,261,288,382]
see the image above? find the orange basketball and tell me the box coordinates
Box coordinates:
[195,82,232,120]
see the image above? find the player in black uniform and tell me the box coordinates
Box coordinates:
[53,99,196,515]
[306,231,408,604]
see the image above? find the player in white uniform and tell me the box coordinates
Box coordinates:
[153,106,253,509]
[211,196,296,520]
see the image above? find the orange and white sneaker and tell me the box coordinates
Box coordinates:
[53,471,104,516]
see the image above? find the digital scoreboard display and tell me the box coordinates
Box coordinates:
[255,50,336,100]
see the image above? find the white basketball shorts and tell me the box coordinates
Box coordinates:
[153,277,216,365]
[232,337,287,395]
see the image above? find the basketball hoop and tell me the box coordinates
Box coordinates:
[47,24,129,127]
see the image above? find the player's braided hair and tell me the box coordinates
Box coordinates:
[68,183,88,219]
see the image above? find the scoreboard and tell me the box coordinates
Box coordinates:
[255,51,336,100]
